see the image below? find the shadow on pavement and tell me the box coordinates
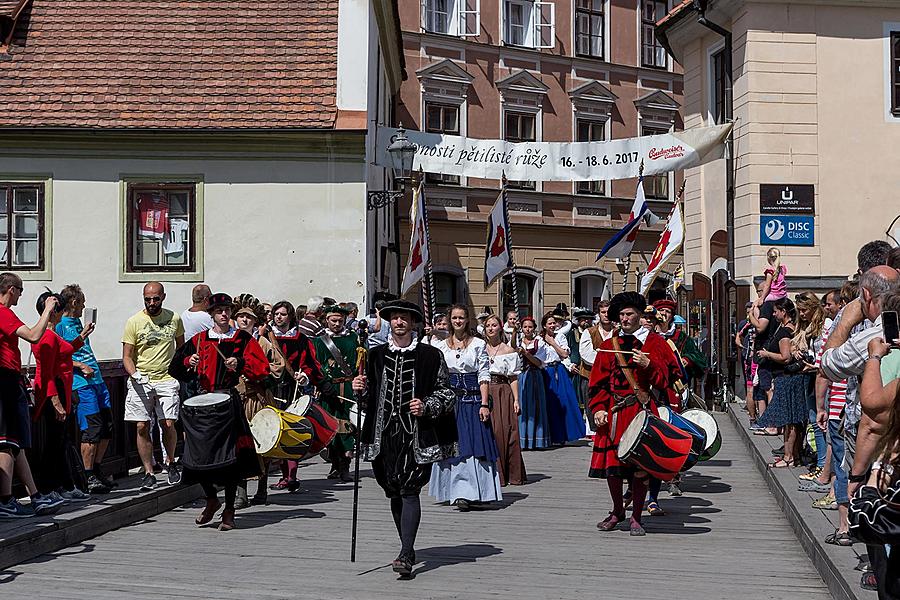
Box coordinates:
[408,543,503,578]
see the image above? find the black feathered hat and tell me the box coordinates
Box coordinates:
[607,292,646,322]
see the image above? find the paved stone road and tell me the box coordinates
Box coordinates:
[0,414,832,599]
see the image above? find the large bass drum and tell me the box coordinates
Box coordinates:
[618,411,692,481]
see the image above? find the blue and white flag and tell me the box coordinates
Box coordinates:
[596,179,649,261]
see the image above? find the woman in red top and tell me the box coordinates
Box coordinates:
[32,291,95,497]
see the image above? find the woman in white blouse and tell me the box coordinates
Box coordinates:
[540,312,586,445]
[483,314,526,486]
[428,305,502,510]
[517,316,550,450]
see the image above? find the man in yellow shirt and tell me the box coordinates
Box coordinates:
[122,282,185,491]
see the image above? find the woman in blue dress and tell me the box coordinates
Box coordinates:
[429,304,502,510]
[517,316,550,450]
[540,312,586,444]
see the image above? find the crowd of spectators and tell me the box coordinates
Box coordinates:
[738,241,900,597]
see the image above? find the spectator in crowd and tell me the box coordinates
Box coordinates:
[756,297,818,467]
[821,259,899,593]
[298,296,325,337]
[262,303,273,325]
[0,273,64,517]
[735,301,758,423]
[345,302,359,330]
[122,282,185,492]
[295,304,308,323]
[757,247,788,305]
[749,281,778,434]
[503,310,520,346]
[808,287,850,543]
[180,284,213,342]
[32,291,96,502]
[56,284,115,494]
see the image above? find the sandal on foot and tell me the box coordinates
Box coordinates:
[597,513,625,531]
[218,508,236,531]
[824,530,853,546]
[769,458,792,468]
[647,501,665,516]
[269,478,289,491]
[195,499,222,525]
[860,572,878,591]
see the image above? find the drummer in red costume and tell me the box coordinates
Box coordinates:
[588,292,680,536]
[169,293,270,531]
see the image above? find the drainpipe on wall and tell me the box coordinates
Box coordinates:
[692,0,735,278]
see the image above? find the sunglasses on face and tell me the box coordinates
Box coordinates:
[144,296,162,303]
[12,285,23,293]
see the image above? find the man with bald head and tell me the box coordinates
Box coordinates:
[123,282,185,491]
[181,284,213,342]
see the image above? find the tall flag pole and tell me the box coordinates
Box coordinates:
[486,173,519,314]
[419,169,437,327]
[639,179,687,295]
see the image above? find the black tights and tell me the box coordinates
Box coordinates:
[390,495,421,556]
[201,482,237,510]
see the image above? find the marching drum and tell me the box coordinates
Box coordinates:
[618,411,693,481]
[681,409,723,462]
[250,407,314,459]
[184,392,232,408]
[658,406,707,471]
[303,404,339,455]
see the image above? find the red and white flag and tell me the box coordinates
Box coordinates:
[484,187,513,287]
[639,202,684,295]
[401,181,431,296]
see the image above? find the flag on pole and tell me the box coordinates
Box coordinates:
[400,181,430,296]
[639,202,685,295]
[484,187,513,287]
[595,178,649,261]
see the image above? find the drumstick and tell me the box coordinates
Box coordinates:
[595,349,637,356]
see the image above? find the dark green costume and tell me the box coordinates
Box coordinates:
[668,327,708,382]
[313,329,360,476]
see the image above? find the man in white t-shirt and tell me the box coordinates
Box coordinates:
[181,284,213,342]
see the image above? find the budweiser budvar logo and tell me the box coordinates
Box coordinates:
[648,145,686,160]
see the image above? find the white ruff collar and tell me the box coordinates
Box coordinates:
[389,332,419,353]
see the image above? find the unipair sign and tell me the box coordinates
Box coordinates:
[759,184,815,247]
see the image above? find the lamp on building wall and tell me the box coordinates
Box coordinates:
[367,125,417,210]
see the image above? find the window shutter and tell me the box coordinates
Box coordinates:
[458,0,479,37]
[534,2,555,49]
[421,0,428,31]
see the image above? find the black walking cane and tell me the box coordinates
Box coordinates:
[350,320,369,562]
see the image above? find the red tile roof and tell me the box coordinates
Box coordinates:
[0,0,340,129]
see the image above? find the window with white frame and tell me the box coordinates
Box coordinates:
[505,110,537,190]
[0,183,44,269]
[422,0,480,37]
[576,118,606,195]
[640,125,670,200]
[424,102,461,185]
[575,0,604,59]
[641,0,668,69]
[503,0,555,49]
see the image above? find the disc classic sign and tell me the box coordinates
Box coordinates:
[759,184,815,214]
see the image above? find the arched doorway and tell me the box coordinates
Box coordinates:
[500,268,542,318]
[571,267,610,311]
[431,266,466,315]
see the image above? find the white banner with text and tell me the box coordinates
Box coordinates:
[375,123,732,182]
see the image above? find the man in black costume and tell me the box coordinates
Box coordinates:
[352,300,457,576]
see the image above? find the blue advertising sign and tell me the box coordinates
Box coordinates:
[760,215,815,246]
